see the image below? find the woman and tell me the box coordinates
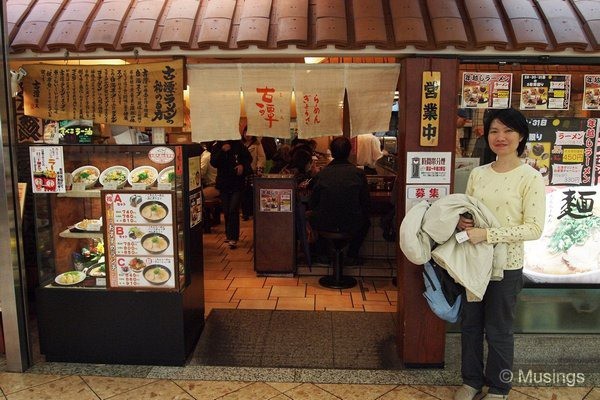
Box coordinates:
[454,108,545,400]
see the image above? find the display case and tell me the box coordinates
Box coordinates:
[30,144,205,365]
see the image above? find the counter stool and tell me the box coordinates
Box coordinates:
[317,230,357,289]
[203,198,221,233]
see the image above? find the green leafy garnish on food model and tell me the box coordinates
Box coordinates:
[138,172,149,180]
[548,215,600,253]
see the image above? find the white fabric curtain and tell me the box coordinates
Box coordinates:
[188,65,241,142]
[294,65,345,139]
[345,64,400,137]
[241,64,293,138]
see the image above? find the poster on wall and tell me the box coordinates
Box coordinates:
[583,74,600,110]
[525,118,598,186]
[520,74,571,110]
[29,146,66,193]
[461,72,512,109]
[406,152,452,184]
[405,185,449,213]
[103,191,177,291]
[523,185,600,285]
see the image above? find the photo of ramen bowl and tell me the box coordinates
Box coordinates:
[143,264,171,285]
[139,201,169,222]
[140,232,170,254]
[71,166,100,189]
[128,166,158,188]
[99,166,130,188]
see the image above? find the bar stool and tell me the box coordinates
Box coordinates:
[317,230,357,289]
[203,198,221,233]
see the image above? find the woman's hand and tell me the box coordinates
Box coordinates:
[465,227,487,244]
[457,214,474,231]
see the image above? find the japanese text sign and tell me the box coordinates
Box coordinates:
[420,71,441,146]
[461,72,512,109]
[22,60,184,127]
[520,74,571,111]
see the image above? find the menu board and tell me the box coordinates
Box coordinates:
[520,74,571,110]
[461,72,512,109]
[525,118,598,186]
[583,74,600,110]
[29,146,66,193]
[103,191,177,291]
[259,189,292,212]
[524,185,600,286]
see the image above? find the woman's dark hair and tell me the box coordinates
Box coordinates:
[289,149,313,172]
[483,108,529,156]
[329,136,352,160]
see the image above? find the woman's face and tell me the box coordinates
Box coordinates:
[487,118,523,157]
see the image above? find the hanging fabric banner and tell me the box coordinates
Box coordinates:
[294,65,345,139]
[241,64,293,138]
[345,64,400,137]
[22,60,184,127]
[188,65,242,142]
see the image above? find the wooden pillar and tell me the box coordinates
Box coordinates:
[396,57,459,367]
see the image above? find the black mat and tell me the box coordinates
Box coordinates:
[190,309,403,369]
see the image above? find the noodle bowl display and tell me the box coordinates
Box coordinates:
[143,264,171,285]
[140,233,169,254]
[139,201,168,222]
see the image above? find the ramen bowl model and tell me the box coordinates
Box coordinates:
[158,166,175,187]
[71,166,100,189]
[128,166,158,188]
[143,264,171,285]
[139,201,169,222]
[140,232,170,254]
[99,166,130,188]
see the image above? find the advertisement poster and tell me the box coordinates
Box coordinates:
[259,189,292,212]
[29,146,66,193]
[526,118,598,186]
[520,74,571,110]
[583,74,600,110]
[190,191,202,228]
[461,72,512,109]
[405,185,449,213]
[523,186,600,285]
[406,152,452,184]
[188,156,201,191]
[103,191,177,290]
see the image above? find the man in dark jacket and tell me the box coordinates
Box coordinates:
[210,140,252,249]
[308,136,370,263]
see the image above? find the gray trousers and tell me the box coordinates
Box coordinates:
[460,268,523,395]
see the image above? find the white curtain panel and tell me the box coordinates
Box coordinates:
[188,65,241,142]
[294,65,345,139]
[345,64,400,137]
[242,64,293,138]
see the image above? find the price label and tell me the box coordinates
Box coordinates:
[157,183,172,190]
[131,183,147,190]
[72,182,87,192]
[103,182,118,190]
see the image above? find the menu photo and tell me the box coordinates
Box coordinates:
[103,191,178,291]
[583,74,600,110]
[524,185,600,285]
[520,74,571,110]
[461,72,512,109]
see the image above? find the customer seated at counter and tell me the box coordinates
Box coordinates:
[308,136,371,265]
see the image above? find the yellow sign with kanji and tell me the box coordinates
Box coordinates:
[22,60,184,127]
[420,71,441,146]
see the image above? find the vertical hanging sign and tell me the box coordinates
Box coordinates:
[420,71,441,146]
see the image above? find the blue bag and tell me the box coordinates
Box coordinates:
[422,260,463,323]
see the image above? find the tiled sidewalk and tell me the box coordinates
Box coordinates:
[203,218,397,317]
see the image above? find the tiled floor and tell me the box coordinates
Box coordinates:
[1,218,598,399]
[0,371,598,399]
[202,218,398,317]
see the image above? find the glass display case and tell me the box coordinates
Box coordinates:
[29,144,205,365]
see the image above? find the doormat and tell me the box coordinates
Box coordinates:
[189,309,404,370]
